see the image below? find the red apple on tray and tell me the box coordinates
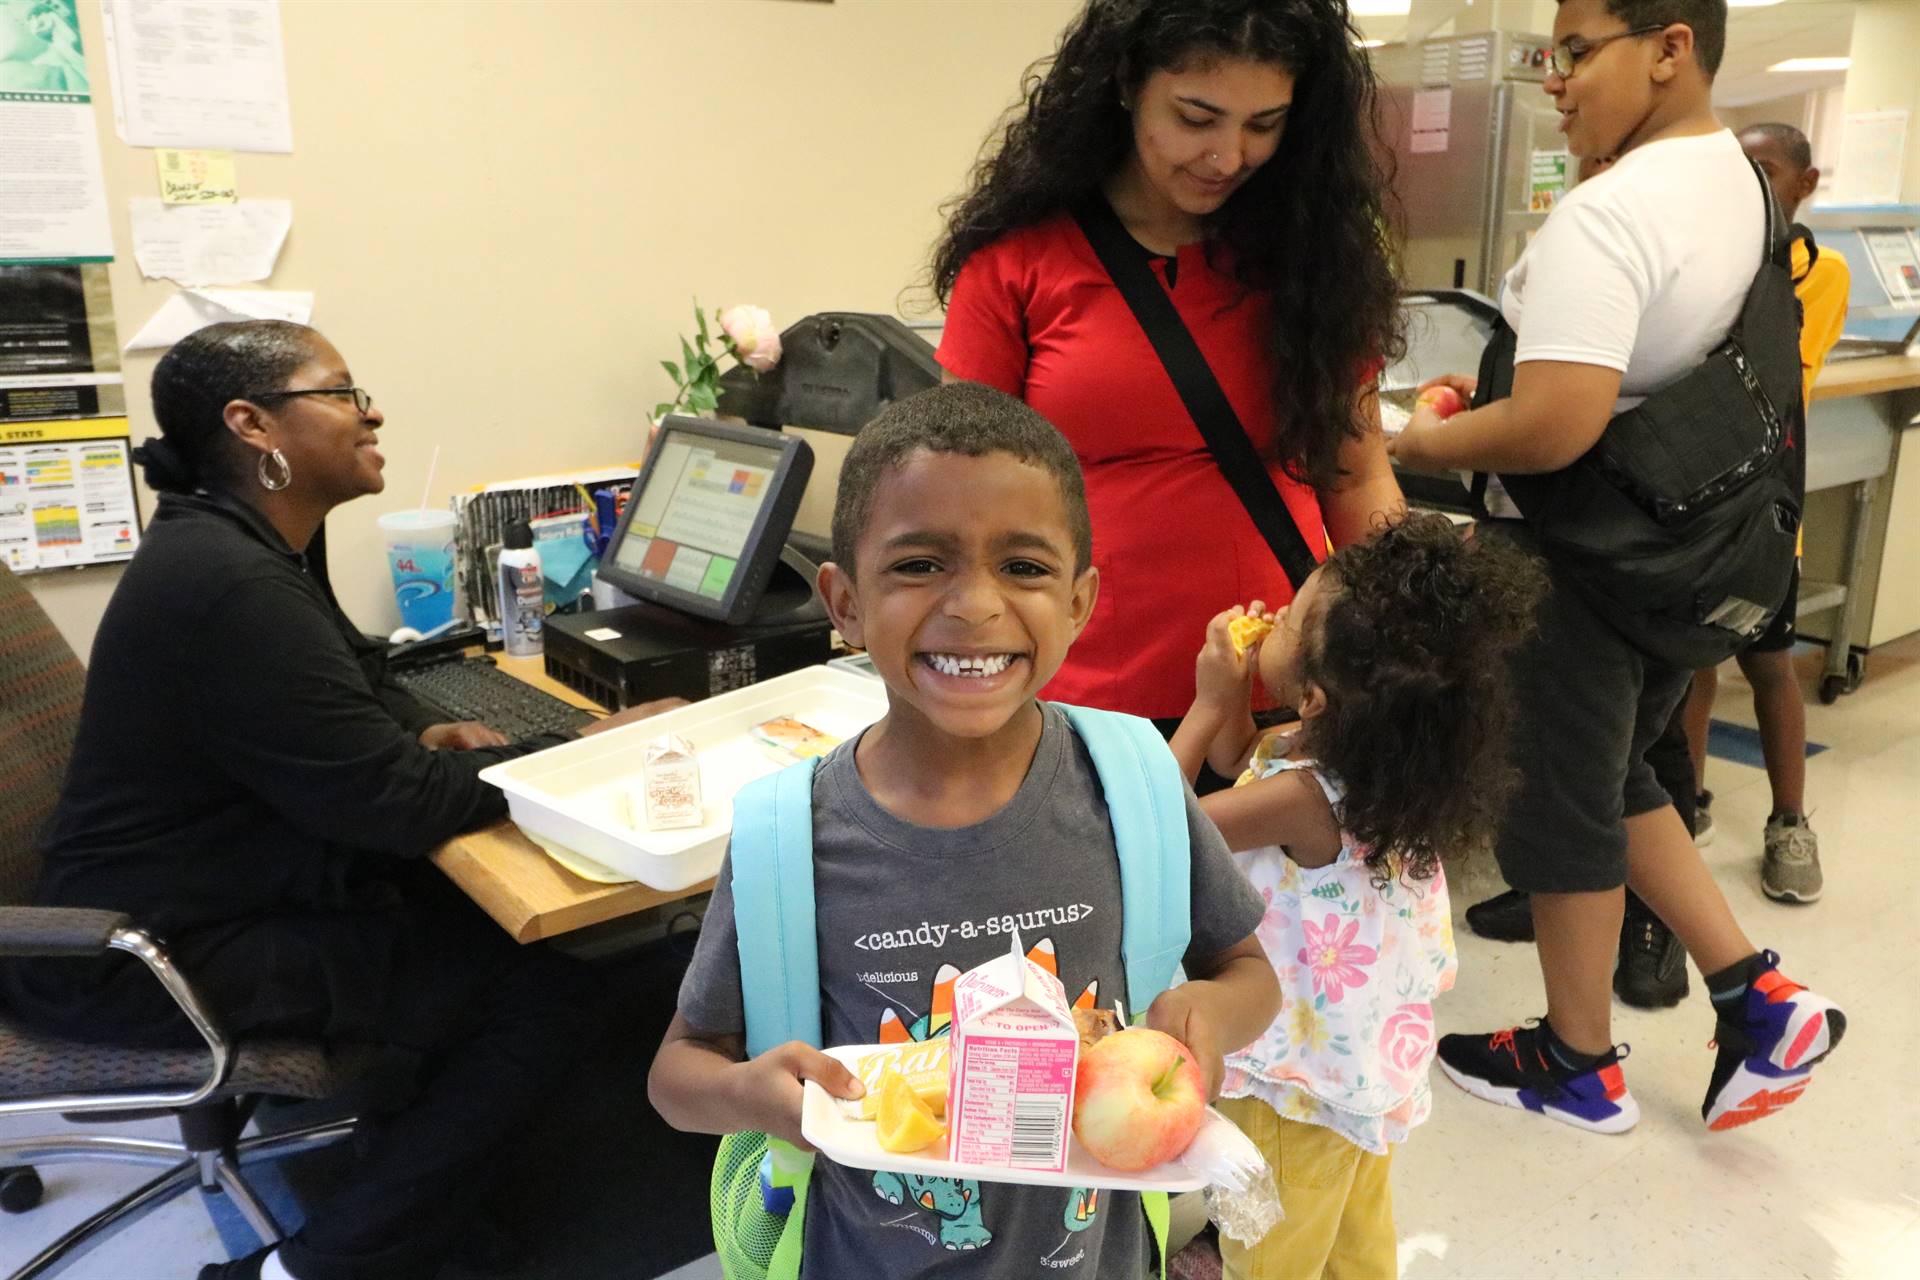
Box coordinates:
[1072,1027,1207,1172]
[1415,384,1468,419]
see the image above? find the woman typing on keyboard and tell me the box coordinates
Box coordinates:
[0,320,677,1280]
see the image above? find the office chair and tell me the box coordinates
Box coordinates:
[0,564,367,1279]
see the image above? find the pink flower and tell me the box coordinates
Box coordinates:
[717,304,782,372]
[1296,915,1376,1004]
[1377,1004,1435,1095]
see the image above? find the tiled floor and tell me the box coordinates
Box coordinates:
[5,640,1916,1279]
[1396,638,1920,1280]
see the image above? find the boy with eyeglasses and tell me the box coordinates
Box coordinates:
[1390,0,1846,1135]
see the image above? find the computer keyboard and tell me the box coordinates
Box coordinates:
[393,655,599,740]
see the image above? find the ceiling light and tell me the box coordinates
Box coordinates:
[1768,57,1852,73]
[1728,1,1788,8]
[1348,1,1412,15]
[1354,38,1386,49]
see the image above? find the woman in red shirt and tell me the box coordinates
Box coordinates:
[934,0,1404,728]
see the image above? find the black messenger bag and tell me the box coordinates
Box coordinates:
[1475,161,1805,670]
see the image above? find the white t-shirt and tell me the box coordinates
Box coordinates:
[1486,129,1764,513]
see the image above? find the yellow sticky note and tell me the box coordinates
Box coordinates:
[156,150,238,205]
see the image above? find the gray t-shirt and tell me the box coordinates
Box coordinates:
[678,702,1265,1278]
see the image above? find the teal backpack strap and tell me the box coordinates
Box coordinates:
[723,760,822,1280]
[1058,704,1190,1280]
[732,759,823,1057]
[1057,704,1192,1014]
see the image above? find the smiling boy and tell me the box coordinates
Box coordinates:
[648,382,1277,1276]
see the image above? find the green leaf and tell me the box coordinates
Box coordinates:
[695,300,710,344]
[661,360,681,384]
[679,336,697,372]
[652,401,675,420]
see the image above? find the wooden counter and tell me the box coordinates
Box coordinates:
[1810,353,1920,403]
[428,653,713,943]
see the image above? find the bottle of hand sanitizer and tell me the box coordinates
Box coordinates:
[496,520,544,658]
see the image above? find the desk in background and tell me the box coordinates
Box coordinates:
[430,653,714,943]
[1801,353,1920,701]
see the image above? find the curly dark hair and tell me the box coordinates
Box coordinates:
[1295,513,1546,883]
[930,0,1403,490]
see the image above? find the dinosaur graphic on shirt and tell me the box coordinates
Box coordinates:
[873,1172,992,1251]
[866,937,1107,1253]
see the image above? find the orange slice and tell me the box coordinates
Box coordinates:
[875,1067,948,1154]
[1229,614,1274,656]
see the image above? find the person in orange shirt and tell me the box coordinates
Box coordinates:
[1684,121,1850,904]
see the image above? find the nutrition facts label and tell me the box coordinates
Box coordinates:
[952,1036,1074,1171]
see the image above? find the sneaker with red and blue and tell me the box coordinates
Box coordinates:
[1702,952,1845,1131]
[1436,1021,1639,1134]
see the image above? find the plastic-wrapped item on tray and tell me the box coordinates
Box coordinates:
[1181,1112,1284,1247]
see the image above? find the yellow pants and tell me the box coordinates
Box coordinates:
[1215,1095,1396,1280]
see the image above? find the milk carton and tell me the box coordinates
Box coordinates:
[946,934,1079,1172]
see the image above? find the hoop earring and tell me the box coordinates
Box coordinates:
[258,448,292,492]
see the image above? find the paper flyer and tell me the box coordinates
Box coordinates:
[125,288,313,352]
[130,198,292,287]
[100,0,294,153]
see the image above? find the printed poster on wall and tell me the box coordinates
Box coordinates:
[0,263,125,421]
[0,0,115,264]
[0,416,141,573]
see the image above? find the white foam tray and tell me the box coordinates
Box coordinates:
[477,665,889,890]
[801,1043,1215,1192]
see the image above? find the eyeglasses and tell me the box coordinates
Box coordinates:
[1550,24,1665,78]
[251,386,375,415]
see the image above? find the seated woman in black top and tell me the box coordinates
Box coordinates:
[2,320,674,1280]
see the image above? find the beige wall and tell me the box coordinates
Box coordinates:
[28,0,1084,658]
[1841,0,1920,202]
[1719,92,1815,137]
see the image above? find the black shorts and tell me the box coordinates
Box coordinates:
[1483,523,1693,894]
[1744,562,1800,654]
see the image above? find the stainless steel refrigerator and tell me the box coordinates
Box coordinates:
[1376,30,1565,297]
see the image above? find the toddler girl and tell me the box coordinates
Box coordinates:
[1170,513,1544,1280]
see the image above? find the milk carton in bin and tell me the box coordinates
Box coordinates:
[946,933,1078,1173]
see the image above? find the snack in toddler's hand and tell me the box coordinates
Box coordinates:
[875,1066,948,1154]
[750,716,840,766]
[1227,613,1274,657]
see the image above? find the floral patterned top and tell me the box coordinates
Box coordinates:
[1219,737,1458,1155]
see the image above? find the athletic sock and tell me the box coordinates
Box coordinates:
[260,1250,296,1280]
[1541,1020,1606,1072]
[1705,952,1767,1010]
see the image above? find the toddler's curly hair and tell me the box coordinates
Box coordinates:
[1295,513,1546,883]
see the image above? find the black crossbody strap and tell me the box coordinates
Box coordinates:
[1072,198,1320,590]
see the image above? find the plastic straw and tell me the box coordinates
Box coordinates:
[418,444,441,513]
